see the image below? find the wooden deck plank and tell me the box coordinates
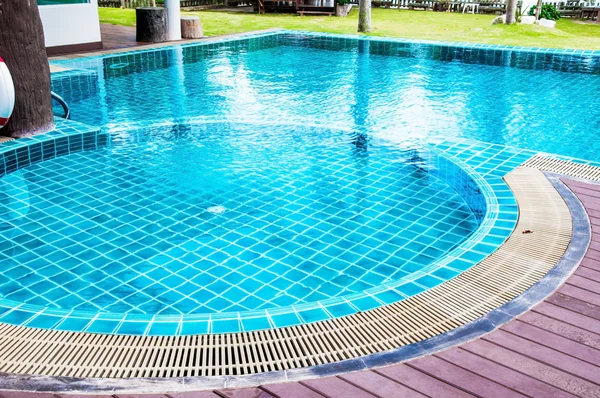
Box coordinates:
[546,293,600,320]
[56,395,114,398]
[215,387,275,398]
[483,330,600,384]
[576,198,600,213]
[374,363,476,398]
[519,312,600,349]
[435,348,576,398]
[588,241,600,253]
[100,23,141,51]
[583,248,600,262]
[581,258,600,272]
[576,267,600,283]
[560,284,600,307]
[462,339,600,397]
[339,370,427,398]
[114,395,168,398]
[501,321,600,366]
[170,392,221,398]
[567,275,600,292]
[301,376,377,398]
[567,187,600,200]
[261,383,325,398]
[577,197,600,210]
[584,207,600,220]
[560,179,600,191]
[532,302,600,334]
[407,355,526,398]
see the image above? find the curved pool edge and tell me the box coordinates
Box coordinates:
[0,121,509,336]
[0,165,580,391]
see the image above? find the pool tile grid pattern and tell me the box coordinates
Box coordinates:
[0,128,528,336]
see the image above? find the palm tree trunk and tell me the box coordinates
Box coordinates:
[358,0,372,32]
[535,0,542,19]
[505,0,518,23]
[0,1,55,138]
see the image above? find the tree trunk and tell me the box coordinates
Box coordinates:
[535,0,542,19]
[505,0,518,23]
[0,0,55,138]
[358,0,372,32]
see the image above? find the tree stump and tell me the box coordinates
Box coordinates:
[181,16,203,39]
[136,7,168,43]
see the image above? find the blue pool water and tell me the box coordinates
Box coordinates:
[0,31,596,335]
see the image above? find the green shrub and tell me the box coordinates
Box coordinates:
[529,4,561,20]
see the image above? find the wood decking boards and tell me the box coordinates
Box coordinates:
[100,24,143,51]
[1,178,600,397]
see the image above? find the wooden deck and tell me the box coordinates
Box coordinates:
[99,23,202,52]
[53,24,194,56]
[100,23,143,51]
[1,176,599,396]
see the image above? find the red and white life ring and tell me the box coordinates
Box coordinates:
[0,56,15,129]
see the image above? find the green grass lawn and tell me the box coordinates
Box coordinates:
[98,7,600,50]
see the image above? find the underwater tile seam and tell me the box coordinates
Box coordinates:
[0,122,523,336]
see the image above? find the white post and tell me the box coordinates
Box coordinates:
[165,0,182,41]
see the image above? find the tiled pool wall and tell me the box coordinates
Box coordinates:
[426,151,487,223]
[281,32,600,74]
[0,119,105,178]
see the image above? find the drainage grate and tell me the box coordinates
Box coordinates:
[524,155,600,182]
[0,167,571,378]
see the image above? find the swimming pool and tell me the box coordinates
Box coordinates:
[1,31,596,336]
